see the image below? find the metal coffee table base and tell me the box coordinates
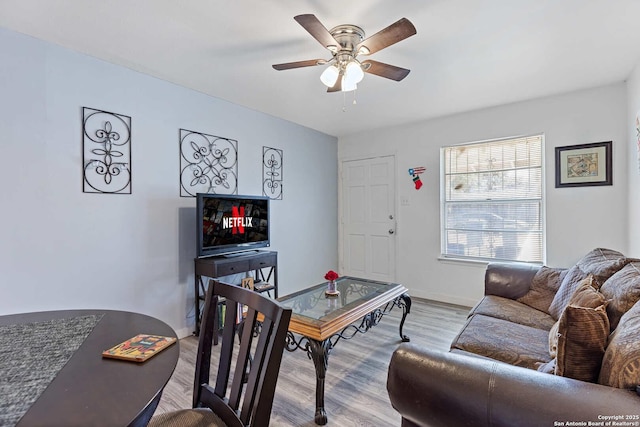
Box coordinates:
[285,294,411,425]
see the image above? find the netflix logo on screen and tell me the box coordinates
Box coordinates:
[197,194,270,257]
[222,207,254,234]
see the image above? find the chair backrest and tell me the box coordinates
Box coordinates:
[193,280,292,427]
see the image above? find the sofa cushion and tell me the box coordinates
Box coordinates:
[548,275,606,358]
[548,321,560,358]
[575,248,628,285]
[567,275,606,307]
[451,314,551,369]
[548,249,627,320]
[548,265,590,320]
[517,266,567,314]
[555,304,609,382]
[600,262,640,331]
[469,295,556,331]
[598,302,640,388]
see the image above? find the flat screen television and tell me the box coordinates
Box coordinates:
[196,193,270,258]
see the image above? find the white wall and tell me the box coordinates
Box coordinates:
[0,27,338,337]
[339,84,628,306]
[627,63,640,255]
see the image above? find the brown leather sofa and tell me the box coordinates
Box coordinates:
[387,249,640,427]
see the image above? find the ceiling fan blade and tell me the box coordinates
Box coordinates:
[294,14,340,52]
[356,18,416,55]
[272,59,326,71]
[327,69,344,92]
[361,60,410,81]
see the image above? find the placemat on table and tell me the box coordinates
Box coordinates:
[0,314,103,426]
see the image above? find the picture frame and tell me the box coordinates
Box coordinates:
[555,141,612,188]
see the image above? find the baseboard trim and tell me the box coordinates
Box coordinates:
[408,289,477,308]
[175,327,193,339]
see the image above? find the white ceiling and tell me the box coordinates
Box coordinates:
[2,0,640,137]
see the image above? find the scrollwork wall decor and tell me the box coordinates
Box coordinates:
[82,107,132,194]
[179,129,238,197]
[262,146,283,200]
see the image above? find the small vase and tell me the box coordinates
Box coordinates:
[325,280,339,296]
[327,280,336,294]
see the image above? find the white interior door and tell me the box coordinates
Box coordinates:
[341,156,396,281]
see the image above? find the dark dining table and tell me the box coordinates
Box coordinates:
[0,309,179,427]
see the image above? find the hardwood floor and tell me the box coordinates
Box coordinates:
[156,298,470,426]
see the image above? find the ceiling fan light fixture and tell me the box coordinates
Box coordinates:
[320,64,340,87]
[274,14,417,95]
[344,60,364,86]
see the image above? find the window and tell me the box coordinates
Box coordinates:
[441,134,544,263]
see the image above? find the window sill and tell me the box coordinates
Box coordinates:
[438,256,543,267]
[437,256,489,266]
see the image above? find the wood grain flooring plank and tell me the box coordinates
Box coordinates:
[156,298,469,426]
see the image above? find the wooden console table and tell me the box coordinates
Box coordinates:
[193,250,278,335]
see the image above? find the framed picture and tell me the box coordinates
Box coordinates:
[555,141,612,188]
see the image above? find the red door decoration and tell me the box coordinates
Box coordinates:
[408,167,425,190]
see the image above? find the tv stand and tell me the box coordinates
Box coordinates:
[193,250,278,336]
[222,250,260,258]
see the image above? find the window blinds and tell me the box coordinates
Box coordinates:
[442,135,543,262]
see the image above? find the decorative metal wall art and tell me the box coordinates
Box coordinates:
[82,107,132,194]
[262,146,283,200]
[179,129,238,197]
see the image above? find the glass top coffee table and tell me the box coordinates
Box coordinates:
[278,276,411,425]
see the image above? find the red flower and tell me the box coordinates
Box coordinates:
[324,270,339,281]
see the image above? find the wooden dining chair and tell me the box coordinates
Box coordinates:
[149,280,292,427]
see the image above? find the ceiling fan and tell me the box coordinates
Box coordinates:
[272,14,417,93]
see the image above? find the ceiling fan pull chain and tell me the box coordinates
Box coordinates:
[342,91,347,112]
[353,89,357,105]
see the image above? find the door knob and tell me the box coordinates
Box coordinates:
[389,229,395,234]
